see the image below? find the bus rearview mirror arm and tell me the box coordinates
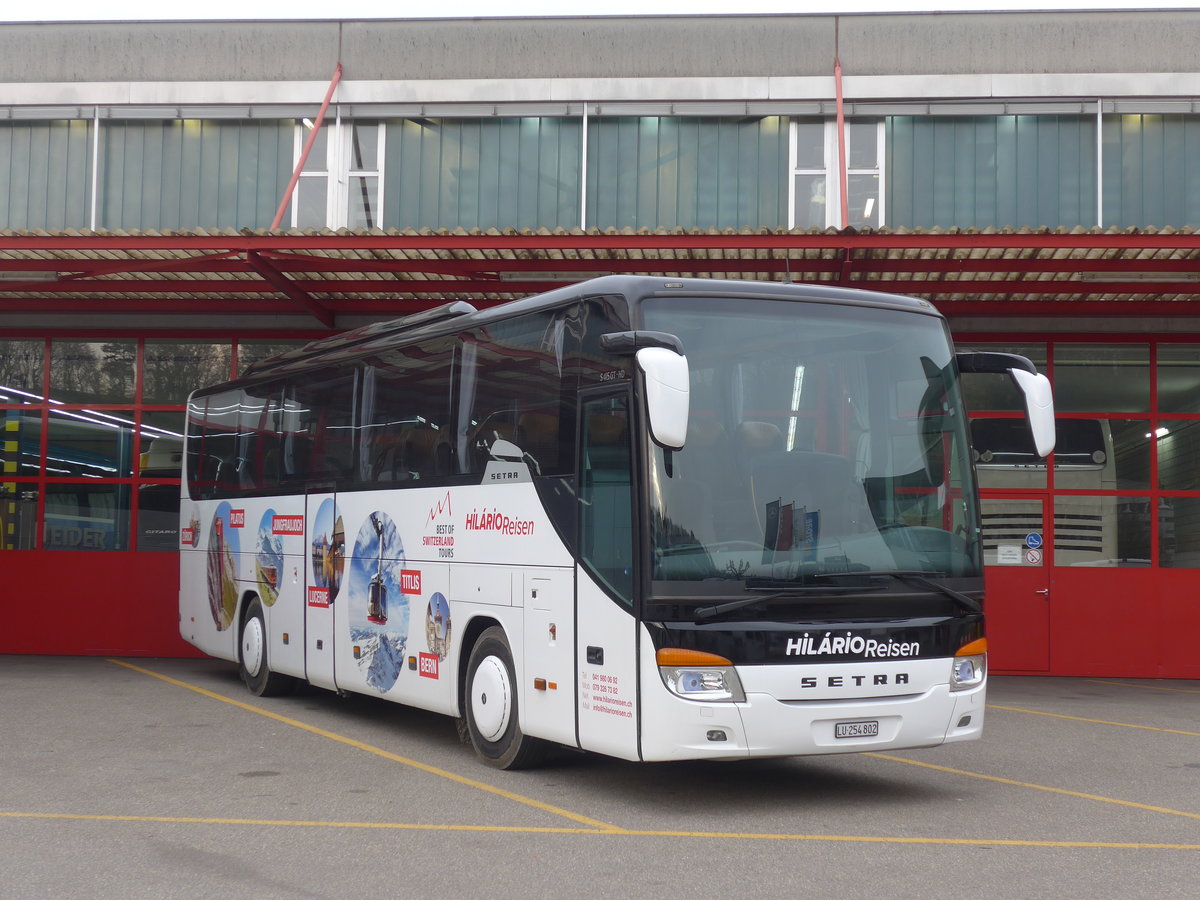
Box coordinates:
[602,331,691,450]
[956,351,1056,459]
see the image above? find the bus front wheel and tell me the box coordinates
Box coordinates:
[461,626,545,769]
[239,597,296,697]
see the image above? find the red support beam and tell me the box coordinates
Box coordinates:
[245,251,335,328]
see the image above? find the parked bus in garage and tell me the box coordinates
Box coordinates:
[179,276,1054,768]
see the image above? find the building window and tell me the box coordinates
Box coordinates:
[789,119,882,230]
[293,118,331,228]
[346,122,383,229]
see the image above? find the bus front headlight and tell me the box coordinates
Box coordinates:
[950,638,987,692]
[656,648,746,703]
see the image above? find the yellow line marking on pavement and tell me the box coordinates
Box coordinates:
[3,811,1199,850]
[1085,679,1200,695]
[868,753,1200,821]
[107,659,618,833]
[989,704,1200,738]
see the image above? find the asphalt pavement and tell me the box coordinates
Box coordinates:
[2,655,1197,899]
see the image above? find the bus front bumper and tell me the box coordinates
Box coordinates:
[638,681,986,762]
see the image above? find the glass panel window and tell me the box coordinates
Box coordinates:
[43,483,130,551]
[1157,344,1200,414]
[50,340,136,404]
[138,410,186,476]
[348,176,380,229]
[46,408,136,478]
[346,122,382,229]
[143,340,232,405]
[980,497,1043,567]
[2,410,40,477]
[793,121,825,168]
[1103,419,1152,490]
[1157,420,1200,490]
[300,121,328,173]
[1161,497,1200,568]
[0,339,45,401]
[237,340,306,376]
[0,483,38,550]
[1054,495,1151,567]
[972,417,1147,491]
[970,416,1047,490]
[848,120,879,169]
[296,177,327,228]
[792,174,827,228]
[847,172,880,229]
[347,122,379,171]
[1053,344,1149,413]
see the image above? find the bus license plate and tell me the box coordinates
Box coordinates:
[835,720,879,739]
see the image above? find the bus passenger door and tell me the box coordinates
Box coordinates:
[575,392,640,760]
[981,493,1051,672]
[305,491,343,690]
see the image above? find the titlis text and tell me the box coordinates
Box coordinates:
[785,632,920,658]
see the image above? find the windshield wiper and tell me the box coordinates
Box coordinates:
[864,570,981,614]
[693,585,861,621]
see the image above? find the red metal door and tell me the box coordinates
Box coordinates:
[980,494,1051,673]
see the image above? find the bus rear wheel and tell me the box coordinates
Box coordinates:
[239,596,296,697]
[462,626,546,769]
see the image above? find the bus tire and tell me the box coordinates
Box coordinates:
[462,626,546,770]
[239,596,296,698]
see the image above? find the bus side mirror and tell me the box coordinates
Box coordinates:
[1011,369,1055,458]
[637,347,690,450]
[956,351,1056,459]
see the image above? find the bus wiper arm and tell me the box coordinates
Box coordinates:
[693,586,858,621]
[867,570,982,614]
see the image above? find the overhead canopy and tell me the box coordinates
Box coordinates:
[2,227,1200,328]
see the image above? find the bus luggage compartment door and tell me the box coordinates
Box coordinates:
[521,569,576,746]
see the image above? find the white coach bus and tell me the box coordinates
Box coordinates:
[180,276,1054,768]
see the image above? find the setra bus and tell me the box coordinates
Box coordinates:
[179,276,1054,768]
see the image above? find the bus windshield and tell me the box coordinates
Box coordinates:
[642,296,981,605]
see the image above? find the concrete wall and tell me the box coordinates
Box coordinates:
[0,12,1196,84]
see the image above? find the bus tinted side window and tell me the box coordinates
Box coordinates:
[186,389,242,500]
[360,337,458,485]
[285,367,359,485]
[462,310,579,478]
[236,385,283,493]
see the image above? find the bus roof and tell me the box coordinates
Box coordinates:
[214,275,940,390]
